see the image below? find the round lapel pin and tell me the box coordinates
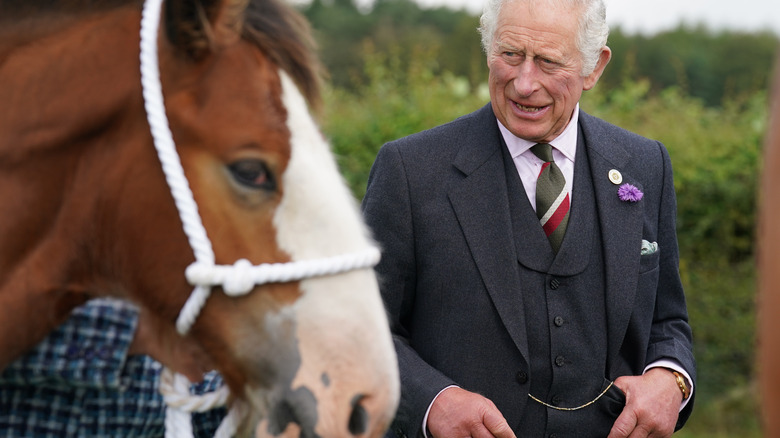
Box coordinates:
[608,169,623,185]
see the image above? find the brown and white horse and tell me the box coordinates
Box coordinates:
[0,0,399,436]
[759,59,780,438]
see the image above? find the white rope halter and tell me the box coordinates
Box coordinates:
[138,0,380,435]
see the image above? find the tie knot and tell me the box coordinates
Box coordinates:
[531,143,554,162]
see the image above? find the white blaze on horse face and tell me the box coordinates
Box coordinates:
[259,71,399,436]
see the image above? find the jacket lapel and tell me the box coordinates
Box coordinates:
[579,111,644,375]
[447,104,530,363]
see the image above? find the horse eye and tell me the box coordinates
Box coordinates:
[228,159,276,190]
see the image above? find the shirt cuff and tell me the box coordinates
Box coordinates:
[644,359,694,411]
[422,385,459,438]
[422,362,692,435]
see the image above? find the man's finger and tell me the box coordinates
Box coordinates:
[608,409,638,438]
[483,409,516,438]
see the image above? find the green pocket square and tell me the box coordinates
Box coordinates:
[641,239,659,255]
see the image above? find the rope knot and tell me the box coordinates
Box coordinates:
[223,259,255,295]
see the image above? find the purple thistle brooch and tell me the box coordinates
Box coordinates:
[618,183,643,202]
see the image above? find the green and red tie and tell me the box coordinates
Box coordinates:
[531,143,570,253]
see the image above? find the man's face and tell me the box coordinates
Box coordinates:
[487,1,608,143]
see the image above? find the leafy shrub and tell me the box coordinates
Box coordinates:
[321,44,487,198]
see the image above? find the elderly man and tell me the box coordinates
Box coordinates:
[362,0,696,437]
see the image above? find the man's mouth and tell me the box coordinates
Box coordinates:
[514,102,545,113]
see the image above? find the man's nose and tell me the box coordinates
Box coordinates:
[513,61,542,97]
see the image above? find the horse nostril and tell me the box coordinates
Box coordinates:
[268,387,319,437]
[348,394,369,435]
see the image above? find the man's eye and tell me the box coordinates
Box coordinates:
[501,51,524,64]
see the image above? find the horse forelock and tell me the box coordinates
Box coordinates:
[160,0,323,110]
[242,0,323,111]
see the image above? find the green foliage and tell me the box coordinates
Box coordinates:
[301,0,486,90]
[320,44,487,198]
[604,26,779,107]
[684,261,756,397]
[676,384,762,437]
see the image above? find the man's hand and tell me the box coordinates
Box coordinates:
[427,387,517,438]
[607,368,683,438]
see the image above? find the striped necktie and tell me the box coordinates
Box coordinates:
[531,143,570,253]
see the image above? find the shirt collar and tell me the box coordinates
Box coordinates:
[498,103,579,162]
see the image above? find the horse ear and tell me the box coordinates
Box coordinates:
[164,0,249,60]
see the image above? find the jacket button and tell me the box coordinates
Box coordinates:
[554,316,564,327]
[516,371,528,384]
[555,355,565,367]
[550,278,560,290]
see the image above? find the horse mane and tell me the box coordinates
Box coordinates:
[242,0,323,110]
[163,0,324,110]
[1,0,323,110]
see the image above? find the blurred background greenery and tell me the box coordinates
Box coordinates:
[297,0,779,435]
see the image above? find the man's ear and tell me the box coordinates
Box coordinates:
[583,46,612,91]
[164,0,249,61]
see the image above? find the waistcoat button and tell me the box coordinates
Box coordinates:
[554,316,564,327]
[555,355,565,367]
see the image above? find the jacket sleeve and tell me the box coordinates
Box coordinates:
[646,142,697,429]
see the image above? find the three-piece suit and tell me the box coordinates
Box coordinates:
[361,103,696,437]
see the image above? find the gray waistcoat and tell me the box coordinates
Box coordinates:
[501,131,626,437]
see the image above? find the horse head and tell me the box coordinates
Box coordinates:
[0,0,399,435]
